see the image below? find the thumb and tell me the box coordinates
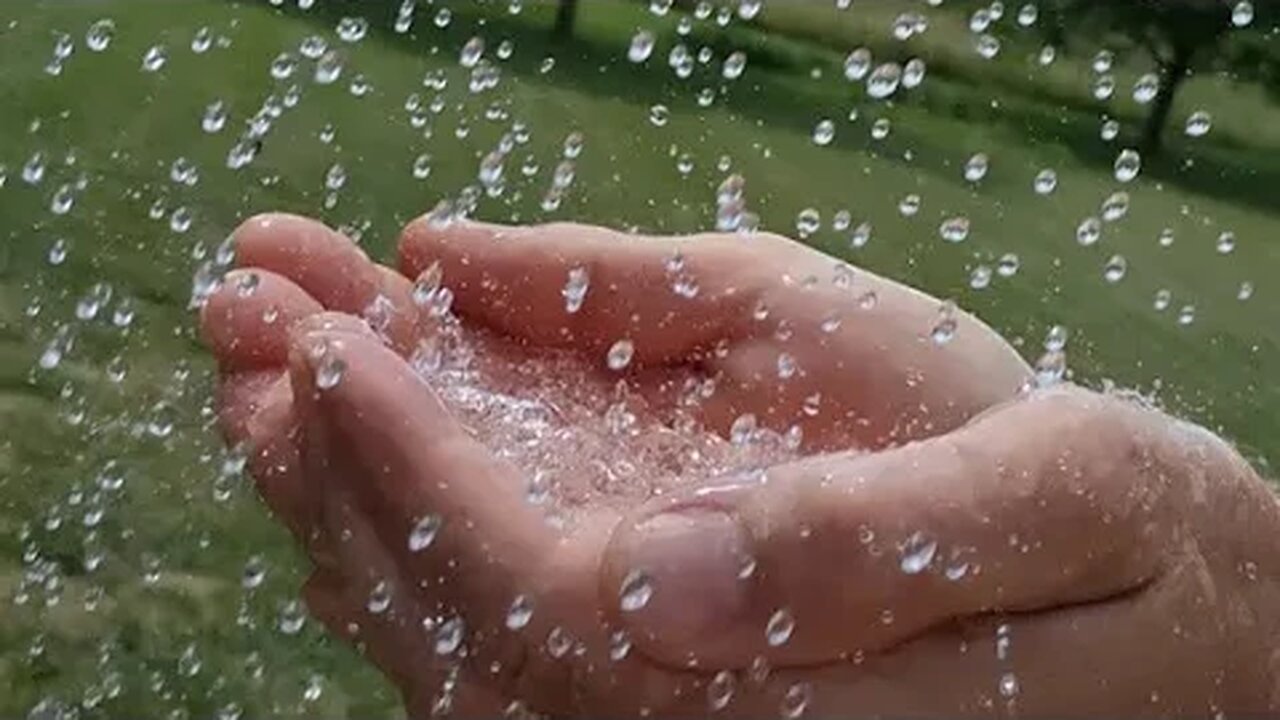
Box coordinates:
[600,388,1176,670]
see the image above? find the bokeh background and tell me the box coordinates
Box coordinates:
[1,0,1277,717]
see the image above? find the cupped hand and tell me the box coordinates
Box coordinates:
[200,213,1280,718]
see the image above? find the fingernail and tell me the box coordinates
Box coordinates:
[612,509,750,646]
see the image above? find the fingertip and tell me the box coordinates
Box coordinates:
[201,268,325,372]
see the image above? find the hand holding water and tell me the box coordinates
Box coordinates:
[200,212,1280,718]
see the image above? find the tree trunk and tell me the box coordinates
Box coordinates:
[553,0,579,40]
[1142,49,1192,154]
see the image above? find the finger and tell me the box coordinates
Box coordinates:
[602,387,1181,669]
[397,219,760,365]
[286,324,560,669]
[232,213,419,353]
[200,268,324,373]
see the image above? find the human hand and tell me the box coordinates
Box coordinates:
[200,213,1280,718]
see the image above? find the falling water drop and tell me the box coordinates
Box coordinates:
[1114,149,1141,183]
[619,571,654,612]
[708,670,736,712]
[408,514,442,552]
[899,531,938,574]
[506,595,534,630]
[765,608,795,647]
[606,339,635,371]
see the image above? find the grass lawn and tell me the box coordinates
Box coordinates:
[0,0,1277,716]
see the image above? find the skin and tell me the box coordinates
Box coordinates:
[200,212,1280,719]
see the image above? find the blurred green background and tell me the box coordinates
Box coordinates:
[1,0,1277,716]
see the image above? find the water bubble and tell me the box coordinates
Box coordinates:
[562,266,590,313]
[86,19,114,52]
[940,216,970,243]
[722,51,747,79]
[270,52,297,80]
[619,570,654,612]
[1217,231,1236,255]
[1076,217,1101,246]
[336,16,368,43]
[708,670,736,712]
[899,531,938,574]
[1114,149,1141,183]
[1132,73,1159,104]
[811,119,835,146]
[435,615,465,655]
[1033,168,1057,195]
[506,594,534,630]
[1102,254,1128,283]
[1232,0,1254,27]
[201,101,227,133]
[781,682,812,718]
[902,57,926,88]
[867,62,902,99]
[140,45,167,72]
[606,339,635,371]
[278,600,306,634]
[1101,191,1129,222]
[964,153,989,182]
[765,608,795,646]
[408,514,442,552]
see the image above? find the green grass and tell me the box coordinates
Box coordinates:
[0,0,1277,716]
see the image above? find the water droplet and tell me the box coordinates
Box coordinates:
[1093,49,1114,73]
[999,672,1020,698]
[202,101,227,133]
[609,629,631,660]
[780,682,812,718]
[1177,305,1197,326]
[902,57,926,88]
[607,339,635,371]
[270,52,297,80]
[22,152,46,185]
[730,413,757,445]
[278,600,306,634]
[898,194,921,216]
[178,644,202,677]
[241,555,267,589]
[435,615,465,655]
[964,153,989,182]
[765,608,795,647]
[1092,73,1116,100]
[460,36,485,68]
[899,531,938,574]
[1103,254,1128,283]
[191,26,213,53]
[546,626,572,658]
[619,570,654,612]
[1132,73,1159,104]
[336,16,368,43]
[940,216,970,243]
[559,265,590,313]
[648,103,671,127]
[408,514,442,552]
[969,265,993,290]
[975,34,1001,59]
[49,184,75,215]
[844,47,872,80]
[1114,149,1141,183]
[1217,231,1236,255]
[627,30,656,63]
[506,594,534,630]
[1153,289,1172,311]
[996,253,1020,278]
[314,50,343,84]
[86,19,114,52]
[1076,217,1101,246]
[315,352,345,390]
[931,308,958,345]
[1232,0,1254,27]
[1184,110,1212,138]
[1237,281,1254,301]
[366,580,392,614]
[708,670,736,712]
[796,207,821,237]
[811,119,835,146]
[738,0,763,20]
[1033,168,1058,195]
[1100,118,1120,141]
[48,238,69,265]
[722,51,747,79]
[867,62,902,99]
[140,45,167,72]
[1017,3,1039,26]
[1038,44,1057,65]
[1101,191,1129,222]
